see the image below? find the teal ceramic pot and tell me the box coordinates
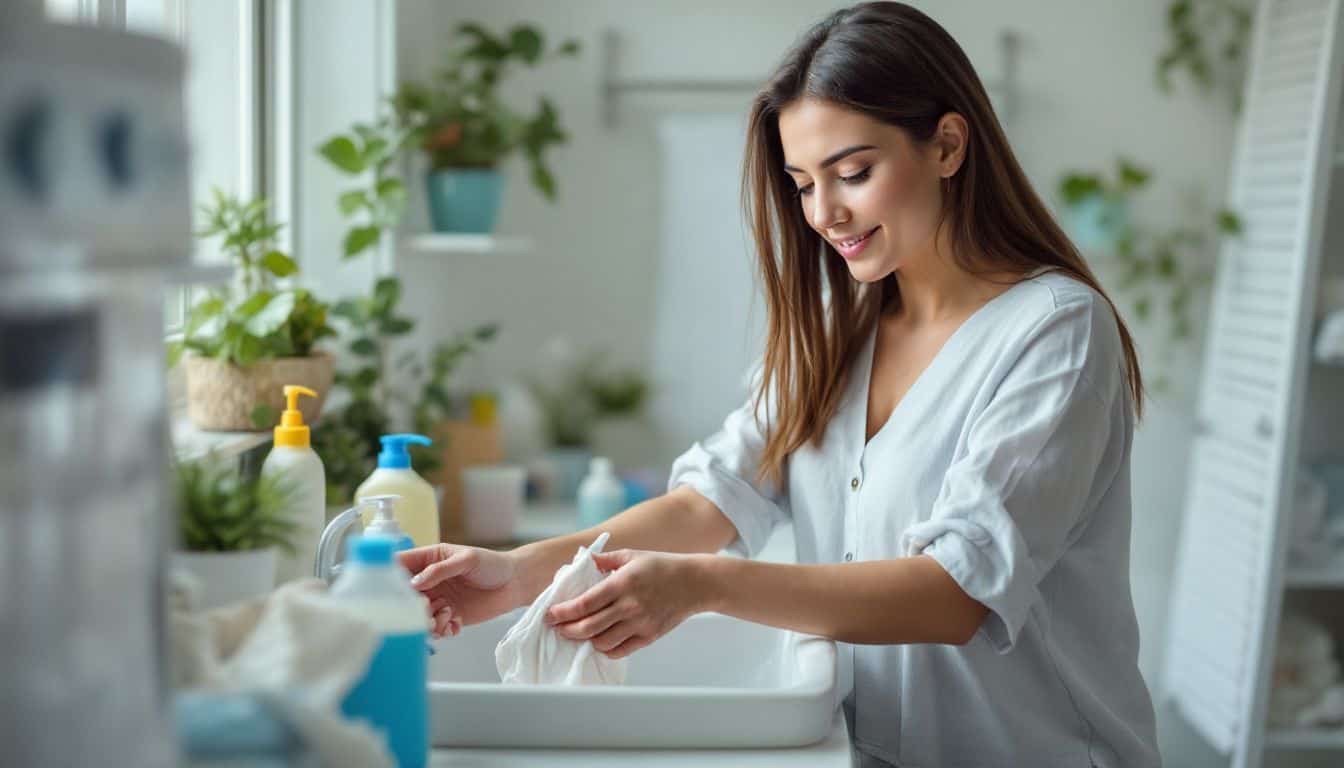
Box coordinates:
[426,168,503,234]
[1061,196,1130,252]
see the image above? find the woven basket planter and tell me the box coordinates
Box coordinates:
[184,351,334,432]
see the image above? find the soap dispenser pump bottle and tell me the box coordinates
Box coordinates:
[355,433,439,547]
[331,536,429,768]
[360,493,414,553]
[260,384,326,583]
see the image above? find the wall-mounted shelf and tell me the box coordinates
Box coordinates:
[1265,727,1344,750]
[401,233,532,255]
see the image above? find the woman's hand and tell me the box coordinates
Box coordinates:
[398,544,525,639]
[545,549,715,659]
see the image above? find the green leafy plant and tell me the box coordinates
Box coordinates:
[314,111,502,503]
[176,458,297,553]
[1058,157,1151,208]
[168,189,335,367]
[529,350,650,449]
[1156,0,1253,112]
[1058,158,1243,344]
[410,324,501,436]
[317,118,412,261]
[582,367,650,419]
[390,22,580,201]
[311,276,415,503]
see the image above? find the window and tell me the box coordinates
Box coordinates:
[45,0,267,335]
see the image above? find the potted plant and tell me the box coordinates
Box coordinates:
[1057,157,1150,253]
[171,457,297,610]
[169,189,337,431]
[316,120,500,505]
[390,22,580,233]
[584,359,653,468]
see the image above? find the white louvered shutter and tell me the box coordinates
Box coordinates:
[1162,0,1344,765]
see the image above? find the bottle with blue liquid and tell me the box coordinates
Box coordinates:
[330,536,428,768]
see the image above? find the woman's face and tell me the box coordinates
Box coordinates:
[777,97,964,284]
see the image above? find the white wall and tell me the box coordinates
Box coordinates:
[390,2,1236,764]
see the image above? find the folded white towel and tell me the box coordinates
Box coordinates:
[495,532,629,685]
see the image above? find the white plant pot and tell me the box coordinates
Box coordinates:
[172,548,277,611]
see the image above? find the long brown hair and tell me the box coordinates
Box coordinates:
[743,2,1144,487]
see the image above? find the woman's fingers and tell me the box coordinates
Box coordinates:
[589,621,638,654]
[554,601,627,641]
[409,548,478,591]
[546,577,620,625]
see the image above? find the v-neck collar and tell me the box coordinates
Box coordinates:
[852,271,1043,453]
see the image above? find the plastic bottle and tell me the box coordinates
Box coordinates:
[330,536,428,768]
[576,457,627,530]
[361,493,414,553]
[355,433,439,547]
[261,385,326,584]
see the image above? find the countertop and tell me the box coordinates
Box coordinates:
[429,504,850,764]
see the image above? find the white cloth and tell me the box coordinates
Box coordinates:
[171,576,394,768]
[668,271,1160,767]
[495,532,628,685]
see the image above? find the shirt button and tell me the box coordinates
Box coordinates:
[850,476,860,491]
[844,552,854,561]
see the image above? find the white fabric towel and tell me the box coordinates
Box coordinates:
[171,576,395,768]
[495,532,629,685]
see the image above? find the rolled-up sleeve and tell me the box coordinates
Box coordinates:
[667,366,789,558]
[901,301,1125,653]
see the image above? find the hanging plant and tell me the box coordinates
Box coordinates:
[1156,0,1253,112]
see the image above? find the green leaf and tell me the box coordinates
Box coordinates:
[1117,159,1150,190]
[558,39,581,57]
[1059,174,1103,205]
[349,337,379,356]
[1134,296,1152,321]
[250,403,278,430]
[245,291,297,337]
[319,136,365,174]
[261,250,298,277]
[353,367,379,389]
[1216,209,1243,235]
[234,333,265,367]
[376,178,406,207]
[339,190,368,216]
[332,299,365,323]
[343,226,381,259]
[184,296,226,336]
[235,291,275,319]
[166,340,185,368]
[531,162,557,202]
[380,316,414,335]
[509,26,543,63]
[1156,250,1177,278]
[373,277,401,315]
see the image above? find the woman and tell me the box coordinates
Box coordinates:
[401,3,1160,765]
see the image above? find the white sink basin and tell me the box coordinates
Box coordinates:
[428,610,837,748]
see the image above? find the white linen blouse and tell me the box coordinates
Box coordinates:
[668,271,1160,767]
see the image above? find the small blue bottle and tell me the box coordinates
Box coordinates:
[331,536,429,768]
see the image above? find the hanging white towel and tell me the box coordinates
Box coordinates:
[494,532,628,685]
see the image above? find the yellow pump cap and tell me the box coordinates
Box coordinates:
[273,385,317,448]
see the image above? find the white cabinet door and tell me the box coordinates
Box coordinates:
[1162,0,1344,765]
